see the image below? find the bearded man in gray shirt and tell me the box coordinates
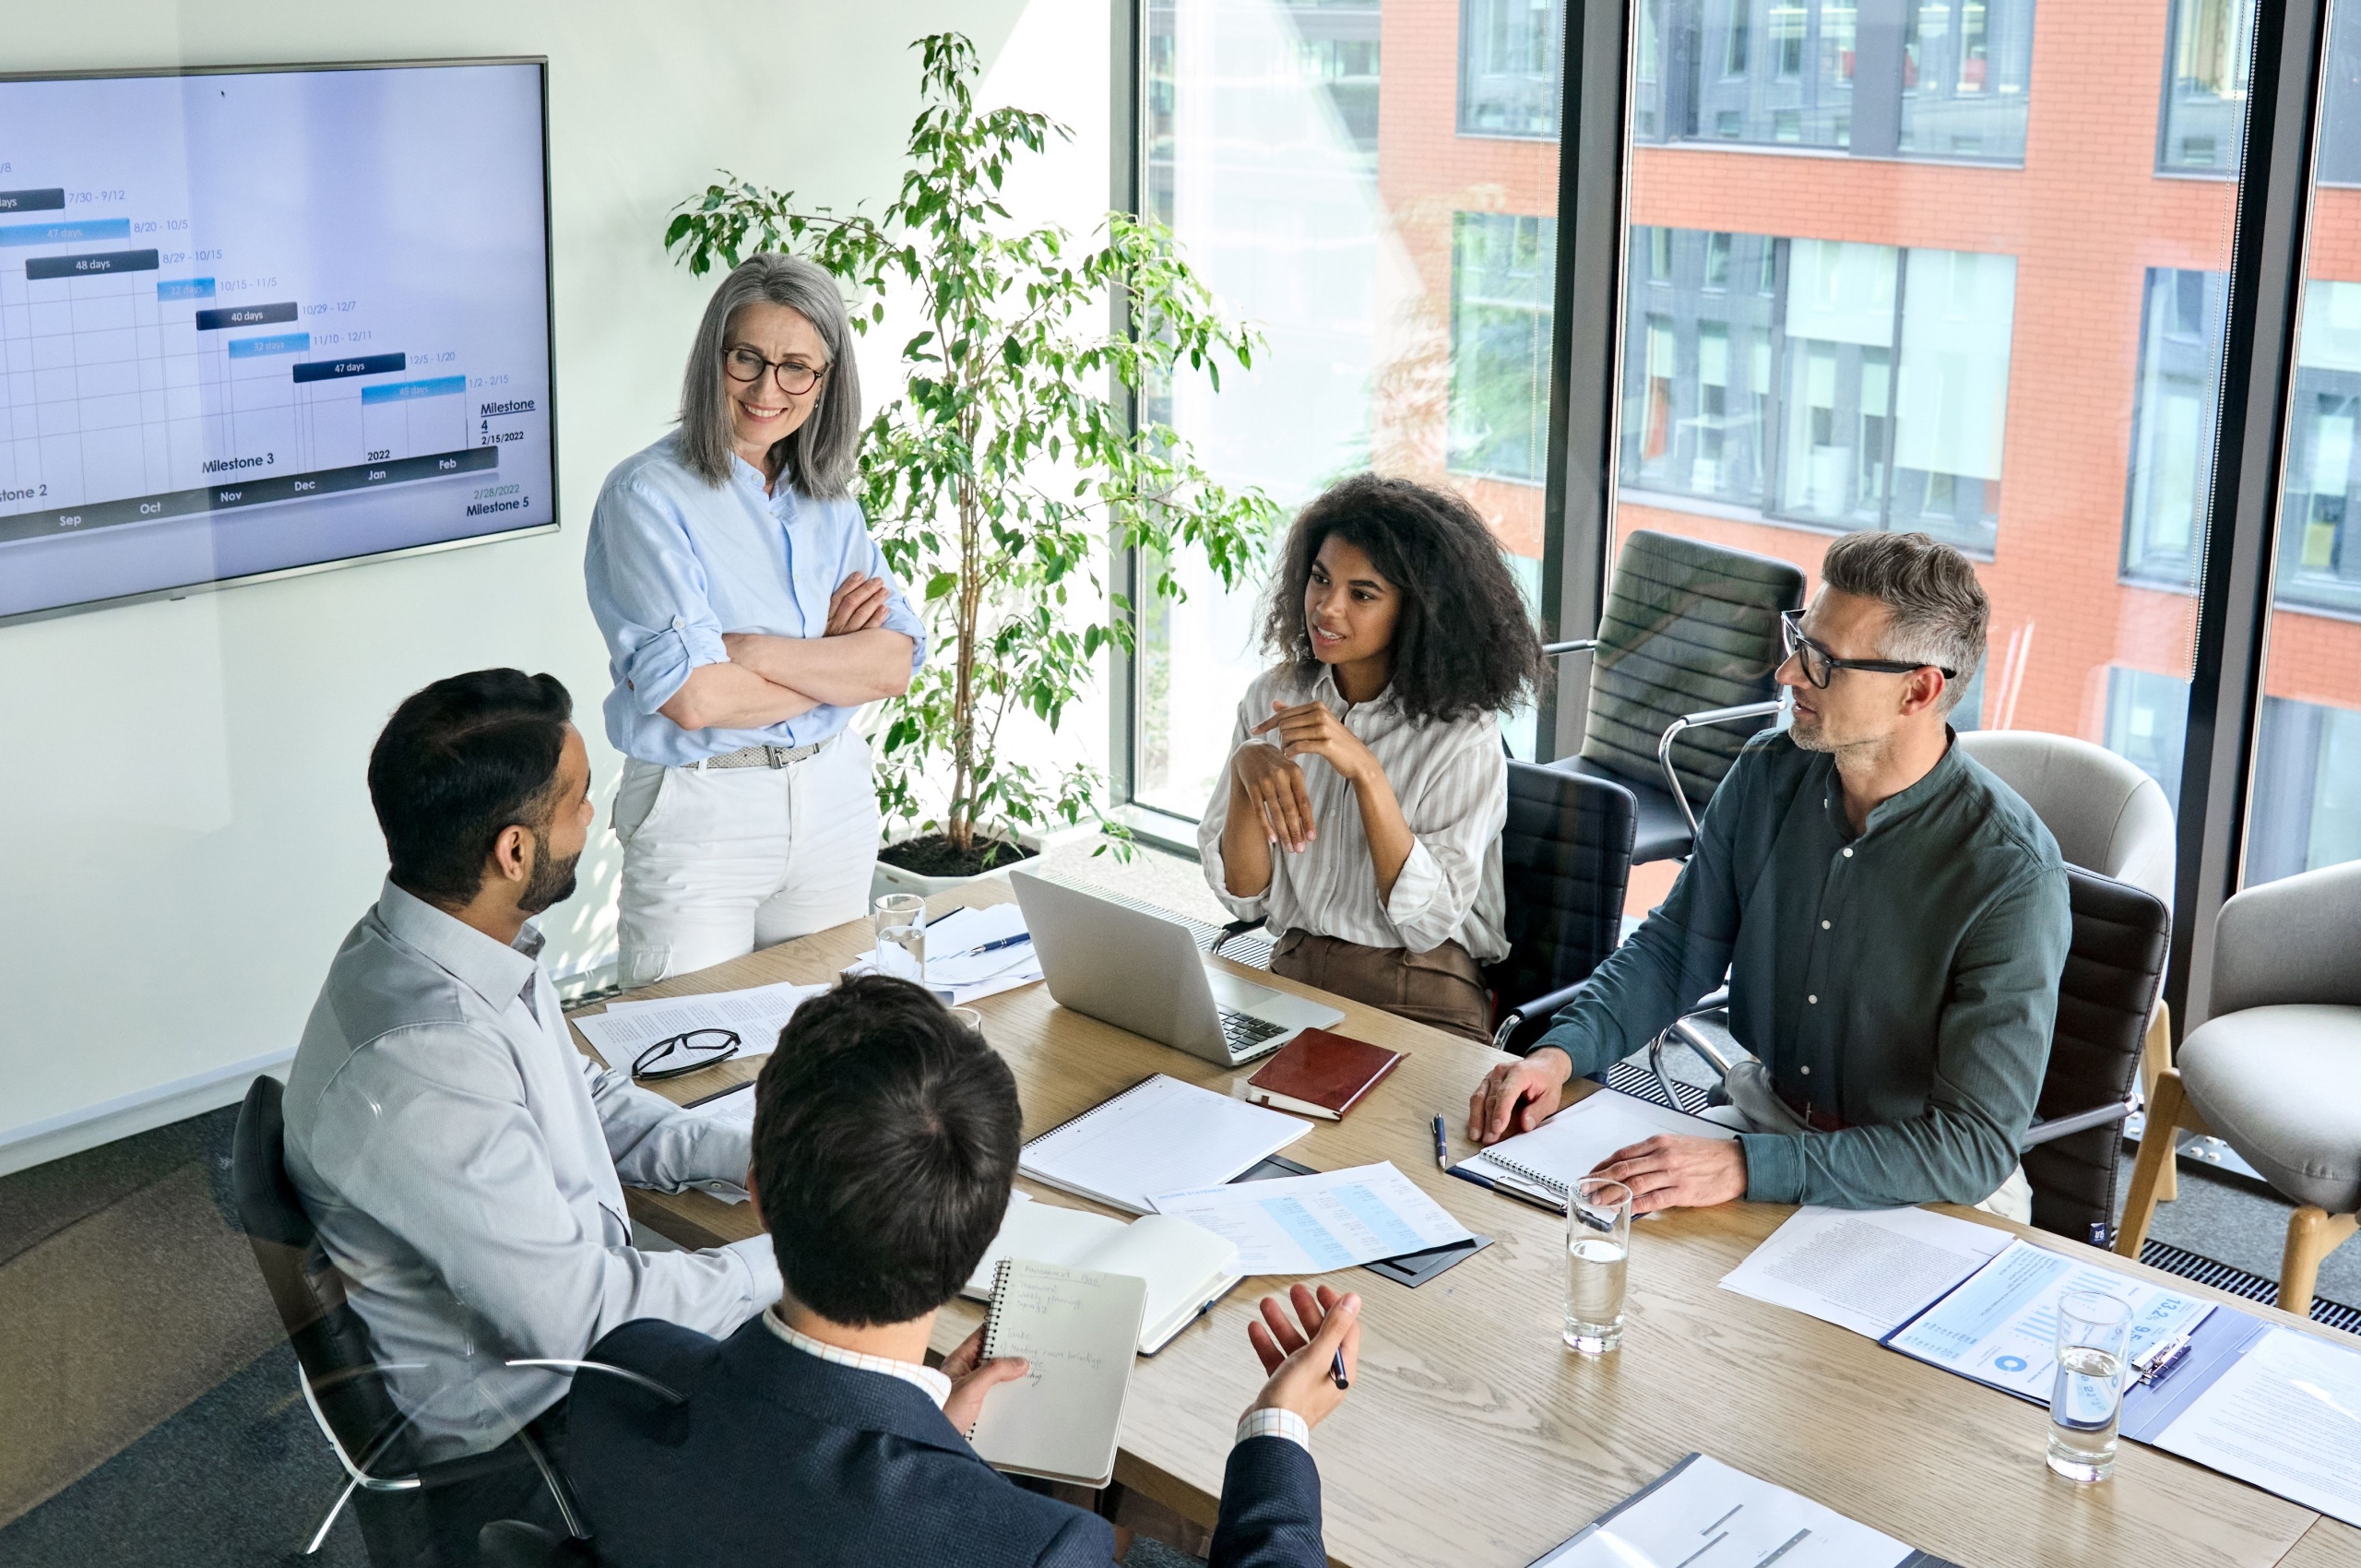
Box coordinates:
[282,669,778,1556]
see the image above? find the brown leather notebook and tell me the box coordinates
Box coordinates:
[1243,1028,1406,1121]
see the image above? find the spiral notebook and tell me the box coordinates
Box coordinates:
[1450,1087,1736,1210]
[964,1257,1148,1489]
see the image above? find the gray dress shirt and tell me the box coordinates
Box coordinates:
[283,881,781,1459]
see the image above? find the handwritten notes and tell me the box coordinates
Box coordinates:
[964,1258,1147,1488]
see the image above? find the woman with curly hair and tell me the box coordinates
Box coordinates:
[1197,474,1543,1042]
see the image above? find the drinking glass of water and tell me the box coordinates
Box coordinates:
[873,894,927,984]
[1562,1176,1632,1355]
[2047,1289,2133,1482]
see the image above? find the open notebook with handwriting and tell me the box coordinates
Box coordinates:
[963,1257,1147,1489]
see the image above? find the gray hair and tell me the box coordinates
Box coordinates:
[678,254,862,499]
[1820,531,1987,714]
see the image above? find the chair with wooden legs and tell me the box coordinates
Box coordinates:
[1959,729,2181,1200]
[2116,859,2361,1316]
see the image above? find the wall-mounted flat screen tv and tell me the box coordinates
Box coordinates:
[0,58,554,626]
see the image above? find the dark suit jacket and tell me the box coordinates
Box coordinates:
[565,1316,1326,1568]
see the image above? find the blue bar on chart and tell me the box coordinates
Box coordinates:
[25,249,160,280]
[227,333,311,359]
[0,189,66,213]
[0,217,131,246]
[361,375,467,405]
[194,302,298,331]
[291,352,406,384]
[156,278,216,302]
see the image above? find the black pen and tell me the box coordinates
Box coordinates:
[1329,1347,1349,1390]
[1431,1114,1450,1170]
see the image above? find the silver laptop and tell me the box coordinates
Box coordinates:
[1009,871,1344,1066]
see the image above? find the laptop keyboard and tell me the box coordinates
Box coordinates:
[1219,1010,1287,1054]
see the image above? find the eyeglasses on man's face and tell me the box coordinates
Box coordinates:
[1779,610,1957,691]
[722,345,827,398]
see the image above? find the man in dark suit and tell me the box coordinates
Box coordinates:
[565,974,1358,1567]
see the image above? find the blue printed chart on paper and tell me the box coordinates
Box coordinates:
[1150,1162,1474,1275]
[1884,1238,2213,1401]
[0,64,552,621]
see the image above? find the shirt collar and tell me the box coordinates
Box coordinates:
[728,450,799,517]
[374,878,544,1012]
[763,1309,952,1408]
[1822,727,1964,840]
[1308,662,1395,717]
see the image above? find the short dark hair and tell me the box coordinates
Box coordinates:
[1262,473,1544,725]
[752,976,1020,1325]
[367,670,574,908]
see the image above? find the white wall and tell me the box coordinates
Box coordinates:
[0,0,1111,1171]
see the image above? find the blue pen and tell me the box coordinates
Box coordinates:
[966,932,1033,956]
[1431,1114,1450,1170]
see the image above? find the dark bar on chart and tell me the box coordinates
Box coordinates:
[0,446,499,546]
[0,189,66,213]
[291,352,408,384]
[194,301,299,331]
[25,248,160,280]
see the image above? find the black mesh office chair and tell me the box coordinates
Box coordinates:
[1644,864,2169,1243]
[1551,529,1806,863]
[232,1075,615,1562]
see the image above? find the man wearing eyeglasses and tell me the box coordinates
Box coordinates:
[283,670,781,1559]
[1469,531,2071,1222]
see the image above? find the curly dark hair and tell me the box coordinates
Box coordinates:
[1261,474,1543,724]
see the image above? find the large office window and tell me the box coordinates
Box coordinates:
[1133,0,1562,821]
[1611,0,2239,898]
[1630,0,2034,163]
[1618,229,2011,555]
[2244,56,2361,887]
[2158,0,2361,183]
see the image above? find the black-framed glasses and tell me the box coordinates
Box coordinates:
[632,1028,740,1081]
[721,344,827,397]
[1779,611,1957,690]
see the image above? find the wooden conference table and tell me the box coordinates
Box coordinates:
[567,883,2361,1568]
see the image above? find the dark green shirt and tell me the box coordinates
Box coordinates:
[1534,730,2071,1208]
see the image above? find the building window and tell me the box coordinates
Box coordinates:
[2122,272,2361,614]
[2106,667,2191,812]
[2249,695,2361,884]
[2158,0,2361,183]
[1449,211,1558,483]
[1632,0,2032,164]
[1459,0,1566,138]
[1619,225,2011,553]
[2277,281,2361,615]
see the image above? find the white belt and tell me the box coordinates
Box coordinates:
[693,736,830,771]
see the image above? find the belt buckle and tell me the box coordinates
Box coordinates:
[765,744,784,768]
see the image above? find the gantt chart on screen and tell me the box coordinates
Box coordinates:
[0,64,553,621]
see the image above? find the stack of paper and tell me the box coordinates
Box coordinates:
[1719,1206,2013,1338]
[844,903,1045,1004]
[570,980,829,1063]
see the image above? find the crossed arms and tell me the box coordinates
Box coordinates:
[658,572,915,732]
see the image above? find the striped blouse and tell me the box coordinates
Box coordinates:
[1198,664,1509,963]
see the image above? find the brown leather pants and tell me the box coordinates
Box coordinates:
[1269,931,1492,1044]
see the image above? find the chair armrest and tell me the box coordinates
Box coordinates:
[1542,639,1599,659]
[505,1359,685,1406]
[1656,699,1785,837]
[2018,1099,2135,1150]
[1210,918,1266,958]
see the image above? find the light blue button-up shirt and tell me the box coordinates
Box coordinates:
[585,434,928,766]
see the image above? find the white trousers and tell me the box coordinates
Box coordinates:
[1975,1164,2035,1226]
[613,732,880,981]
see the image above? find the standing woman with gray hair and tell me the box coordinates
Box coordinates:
[587,255,925,980]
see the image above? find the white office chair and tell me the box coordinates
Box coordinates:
[2118,860,2361,1315]
[1959,730,2181,1194]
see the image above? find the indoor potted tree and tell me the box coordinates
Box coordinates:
[663,32,1275,889]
